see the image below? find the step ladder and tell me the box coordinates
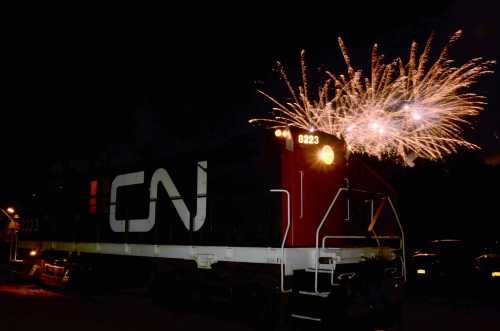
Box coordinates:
[304,248,339,296]
[289,249,341,325]
[289,272,333,324]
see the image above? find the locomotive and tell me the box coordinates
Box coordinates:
[17,127,405,329]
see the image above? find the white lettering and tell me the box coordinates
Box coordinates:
[109,161,207,232]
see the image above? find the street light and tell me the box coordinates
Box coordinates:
[1,206,21,261]
[0,207,16,224]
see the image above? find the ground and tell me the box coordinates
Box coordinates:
[0,268,499,331]
[0,283,255,331]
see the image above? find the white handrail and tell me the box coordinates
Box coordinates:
[322,235,402,249]
[387,196,407,282]
[319,200,407,282]
[314,188,407,293]
[314,188,347,293]
[270,189,292,293]
[299,171,304,219]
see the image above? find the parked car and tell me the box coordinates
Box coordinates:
[14,249,69,287]
[409,239,478,289]
[473,240,500,283]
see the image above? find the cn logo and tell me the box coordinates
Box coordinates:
[109,161,207,232]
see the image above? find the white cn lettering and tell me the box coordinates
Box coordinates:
[109,161,207,232]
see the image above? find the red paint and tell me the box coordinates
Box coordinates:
[279,129,399,247]
[88,180,98,215]
[90,180,98,196]
[280,130,348,247]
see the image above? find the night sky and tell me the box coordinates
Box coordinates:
[1,1,499,244]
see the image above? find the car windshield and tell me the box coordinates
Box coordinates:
[479,241,500,255]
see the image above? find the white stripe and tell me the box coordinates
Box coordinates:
[19,241,397,275]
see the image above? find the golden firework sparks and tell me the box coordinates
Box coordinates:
[250,31,495,166]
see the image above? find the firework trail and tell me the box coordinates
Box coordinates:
[250,31,495,166]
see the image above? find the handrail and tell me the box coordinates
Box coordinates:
[314,187,347,293]
[270,189,292,293]
[320,201,407,282]
[387,196,407,281]
[322,235,402,249]
[299,171,304,219]
[314,188,407,294]
[322,235,403,278]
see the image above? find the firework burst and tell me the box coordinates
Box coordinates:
[250,31,495,166]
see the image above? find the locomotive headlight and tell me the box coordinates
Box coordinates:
[275,128,291,139]
[29,249,38,257]
[318,145,335,165]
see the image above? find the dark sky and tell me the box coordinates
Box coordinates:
[1,1,499,242]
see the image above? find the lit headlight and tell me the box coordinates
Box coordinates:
[318,145,335,165]
[29,250,38,257]
[417,268,426,275]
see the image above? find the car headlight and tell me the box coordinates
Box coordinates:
[417,268,426,275]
